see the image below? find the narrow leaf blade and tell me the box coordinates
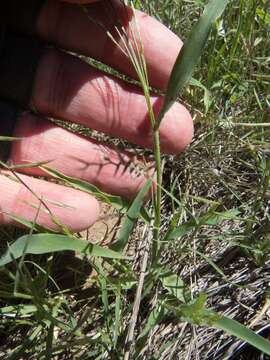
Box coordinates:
[42,166,129,212]
[0,136,22,141]
[0,234,126,266]
[215,316,270,356]
[42,167,151,223]
[165,208,241,241]
[158,0,229,125]
[111,179,152,251]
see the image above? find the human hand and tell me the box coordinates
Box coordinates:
[0,0,193,232]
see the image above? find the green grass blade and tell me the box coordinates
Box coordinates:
[166,300,270,356]
[8,160,52,170]
[0,234,126,266]
[193,249,228,280]
[9,324,43,360]
[135,305,166,353]
[214,316,270,356]
[2,213,49,233]
[42,166,151,223]
[164,208,241,241]
[0,304,37,317]
[113,290,121,348]
[157,0,229,127]
[111,179,152,252]
[45,322,54,360]
[42,166,129,212]
[0,136,22,141]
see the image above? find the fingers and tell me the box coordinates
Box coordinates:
[37,0,182,89]
[32,49,193,155]
[2,1,192,155]
[10,113,151,199]
[0,172,99,232]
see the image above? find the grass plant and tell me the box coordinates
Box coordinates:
[0,0,270,359]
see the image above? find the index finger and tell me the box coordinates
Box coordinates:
[37,0,182,90]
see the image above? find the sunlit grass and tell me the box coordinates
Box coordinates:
[0,0,269,359]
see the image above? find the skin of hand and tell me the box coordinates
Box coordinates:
[0,0,193,232]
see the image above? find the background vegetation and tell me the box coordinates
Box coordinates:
[0,0,269,358]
